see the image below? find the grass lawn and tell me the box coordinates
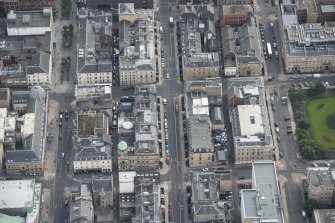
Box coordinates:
[307,98,335,149]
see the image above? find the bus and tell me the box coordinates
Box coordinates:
[267,42,272,58]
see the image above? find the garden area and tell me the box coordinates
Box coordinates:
[289,83,335,159]
[62,24,73,48]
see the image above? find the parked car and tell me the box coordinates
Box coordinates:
[325,162,331,167]
[313,163,318,167]
[277,136,281,142]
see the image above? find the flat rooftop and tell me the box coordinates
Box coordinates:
[77,113,105,136]
[7,9,51,29]
[0,180,35,209]
[237,105,265,136]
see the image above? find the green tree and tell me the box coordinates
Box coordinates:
[314,83,326,96]
[297,119,309,130]
[301,145,316,159]
[295,128,309,140]
[304,199,319,217]
[326,111,335,130]
[288,88,305,108]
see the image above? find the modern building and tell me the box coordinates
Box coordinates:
[5,86,47,175]
[11,90,30,114]
[227,77,275,164]
[219,5,253,28]
[179,5,220,81]
[0,179,41,223]
[73,135,112,174]
[117,85,160,171]
[0,88,10,109]
[132,176,160,223]
[118,3,157,86]
[77,0,153,9]
[191,172,225,222]
[313,209,335,223]
[76,11,113,85]
[69,182,94,223]
[221,18,262,77]
[75,83,112,102]
[306,167,334,207]
[92,175,113,208]
[240,162,284,223]
[283,23,335,74]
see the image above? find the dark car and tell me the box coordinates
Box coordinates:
[238,176,246,180]
[287,130,293,134]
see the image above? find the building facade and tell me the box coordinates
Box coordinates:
[118,4,157,86]
[227,77,275,164]
[307,167,334,207]
[283,23,335,74]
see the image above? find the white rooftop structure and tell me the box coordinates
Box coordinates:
[119,171,136,193]
[0,180,36,209]
[192,97,209,115]
[237,105,264,137]
[241,162,284,223]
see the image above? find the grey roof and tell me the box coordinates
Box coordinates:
[118,17,156,73]
[69,185,94,223]
[179,4,215,20]
[132,182,160,223]
[118,3,135,15]
[227,77,274,148]
[0,88,9,101]
[188,115,214,153]
[133,85,158,154]
[307,167,334,187]
[77,15,113,74]
[12,91,30,105]
[26,51,50,74]
[221,26,236,56]
[320,4,335,13]
[237,20,261,62]
[5,92,46,164]
[74,135,112,161]
[29,86,46,100]
[191,172,225,219]
[92,176,113,193]
[241,162,283,222]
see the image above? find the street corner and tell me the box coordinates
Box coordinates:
[291,172,305,185]
[277,73,288,81]
[159,164,171,176]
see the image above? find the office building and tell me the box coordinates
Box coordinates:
[227,77,274,164]
[240,162,284,223]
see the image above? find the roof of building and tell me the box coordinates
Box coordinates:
[188,115,214,153]
[241,162,283,222]
[77,112,107,136]
[132,181,160,223]
[320,4,335,13]
[12,90,30,105]
[5,88,46,164]
[74,135,112,161]
[75,84,112,99]
[118,13,156,73]
[69,184,94,222]
[92,175,113,193]
[307,167,334,187]
[285,23,335,57]
[0,179,35,209]
[0,214,25,223]
[222,4,253,15]
[313,209,335,223]
[191,172,225,218]
[26,51,50,74]
[227,77,273,148]
[297,0,317,13]
[0,88,9,101]
[118,3,135,15]
[6,8,52,36]
[77,13,113,74]
[119,171,136,194]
